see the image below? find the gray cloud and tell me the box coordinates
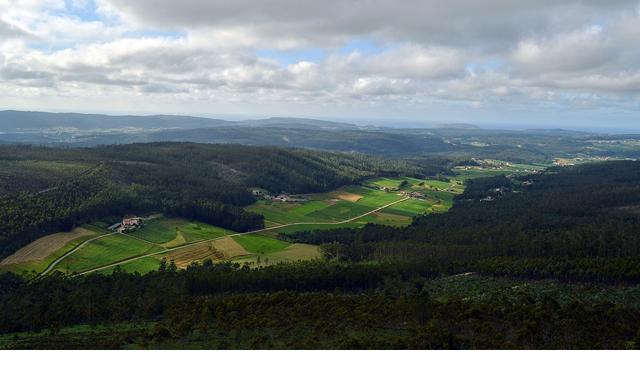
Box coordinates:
[0,0,638,126]
[0,19,31,39]
[103,0,640,50]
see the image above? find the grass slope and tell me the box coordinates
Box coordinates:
[129,218,232,245]
[232,234,291,255]
[246,178,454,229]
[58,234,161,273]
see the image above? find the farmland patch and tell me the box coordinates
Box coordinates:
[0,227,95,266]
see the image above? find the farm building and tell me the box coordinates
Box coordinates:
[121,217,142,232]
[107,222,122,231]
[408,191,425,199]
[272,194,307,202]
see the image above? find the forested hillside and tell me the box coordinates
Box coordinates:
[4,111,640,163]
[0,143,429,259]
[285,161,640,282]
[1,160,640,348]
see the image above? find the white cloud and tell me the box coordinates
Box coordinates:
[0,0,639,126]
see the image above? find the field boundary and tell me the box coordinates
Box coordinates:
[68,197,410,276]
[39,232,118,277]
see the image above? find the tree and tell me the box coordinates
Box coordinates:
[158,258,168,272]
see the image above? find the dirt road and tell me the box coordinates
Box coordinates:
[60,197,410,276]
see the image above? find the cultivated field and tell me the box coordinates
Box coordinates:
[234,243,320,266]
[6,175,475,276]
[0,227,99,275]
[1,227,95,266]
[57,234,161,273]
[161,241,227,268]
[246,177,461,229]
[129,218,231,245]
[453,161,547,181]
[233,234,291,254]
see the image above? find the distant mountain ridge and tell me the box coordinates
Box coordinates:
[0,110,356,132]
[0,110,234,132]
[1,110,639,163]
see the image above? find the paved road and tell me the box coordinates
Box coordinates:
[39,232,118,277]
[62,197,410,276]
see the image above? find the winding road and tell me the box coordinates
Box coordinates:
[39,232,118,276]
[47,197,410,276]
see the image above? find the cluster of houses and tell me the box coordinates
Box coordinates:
[252,189,307,203]
[108,217,143,232]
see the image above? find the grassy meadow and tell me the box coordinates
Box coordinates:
[129,218,232,245]
[247,176,461,229]
[57,234,162,273]
[5,175,476,276]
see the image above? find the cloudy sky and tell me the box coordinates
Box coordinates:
[1,0,639,128]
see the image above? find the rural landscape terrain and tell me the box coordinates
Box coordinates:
[0,113,640,349]
[4,5,640,381]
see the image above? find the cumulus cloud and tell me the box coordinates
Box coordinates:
[0,0,639,126]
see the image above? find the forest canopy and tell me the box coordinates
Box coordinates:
[0,143,439,259]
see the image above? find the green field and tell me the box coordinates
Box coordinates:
[305,201,373,221]
[233,234,292,254]
[97,234,321,275]
[247,177,458,229]
[266,222,362,235]
[57,234,162,273]
[453,161,548,181]
[384,198,434,216]
[98,256,163,275]
[7,175,474,277]
[363,176,464,193]
[246,184,414,226]
[339,185,404,206]
[356,212,412,226]
[128,217,231,245]
[233,243,321,266]
[0,225,106,276]
[246,200,334,224]
[27,215,315,275]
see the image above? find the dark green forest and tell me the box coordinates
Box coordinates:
[0,143,428,259]
[1,159,640,349]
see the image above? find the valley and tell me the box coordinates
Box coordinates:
[0,139,638,350]
[1,175,460,276]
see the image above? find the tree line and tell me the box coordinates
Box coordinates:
[0,142,440,259]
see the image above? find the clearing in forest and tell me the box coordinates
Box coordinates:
[57,234,161,273]
[247,178,451,228]
[128,217,231,245]
[0,227,95,266]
